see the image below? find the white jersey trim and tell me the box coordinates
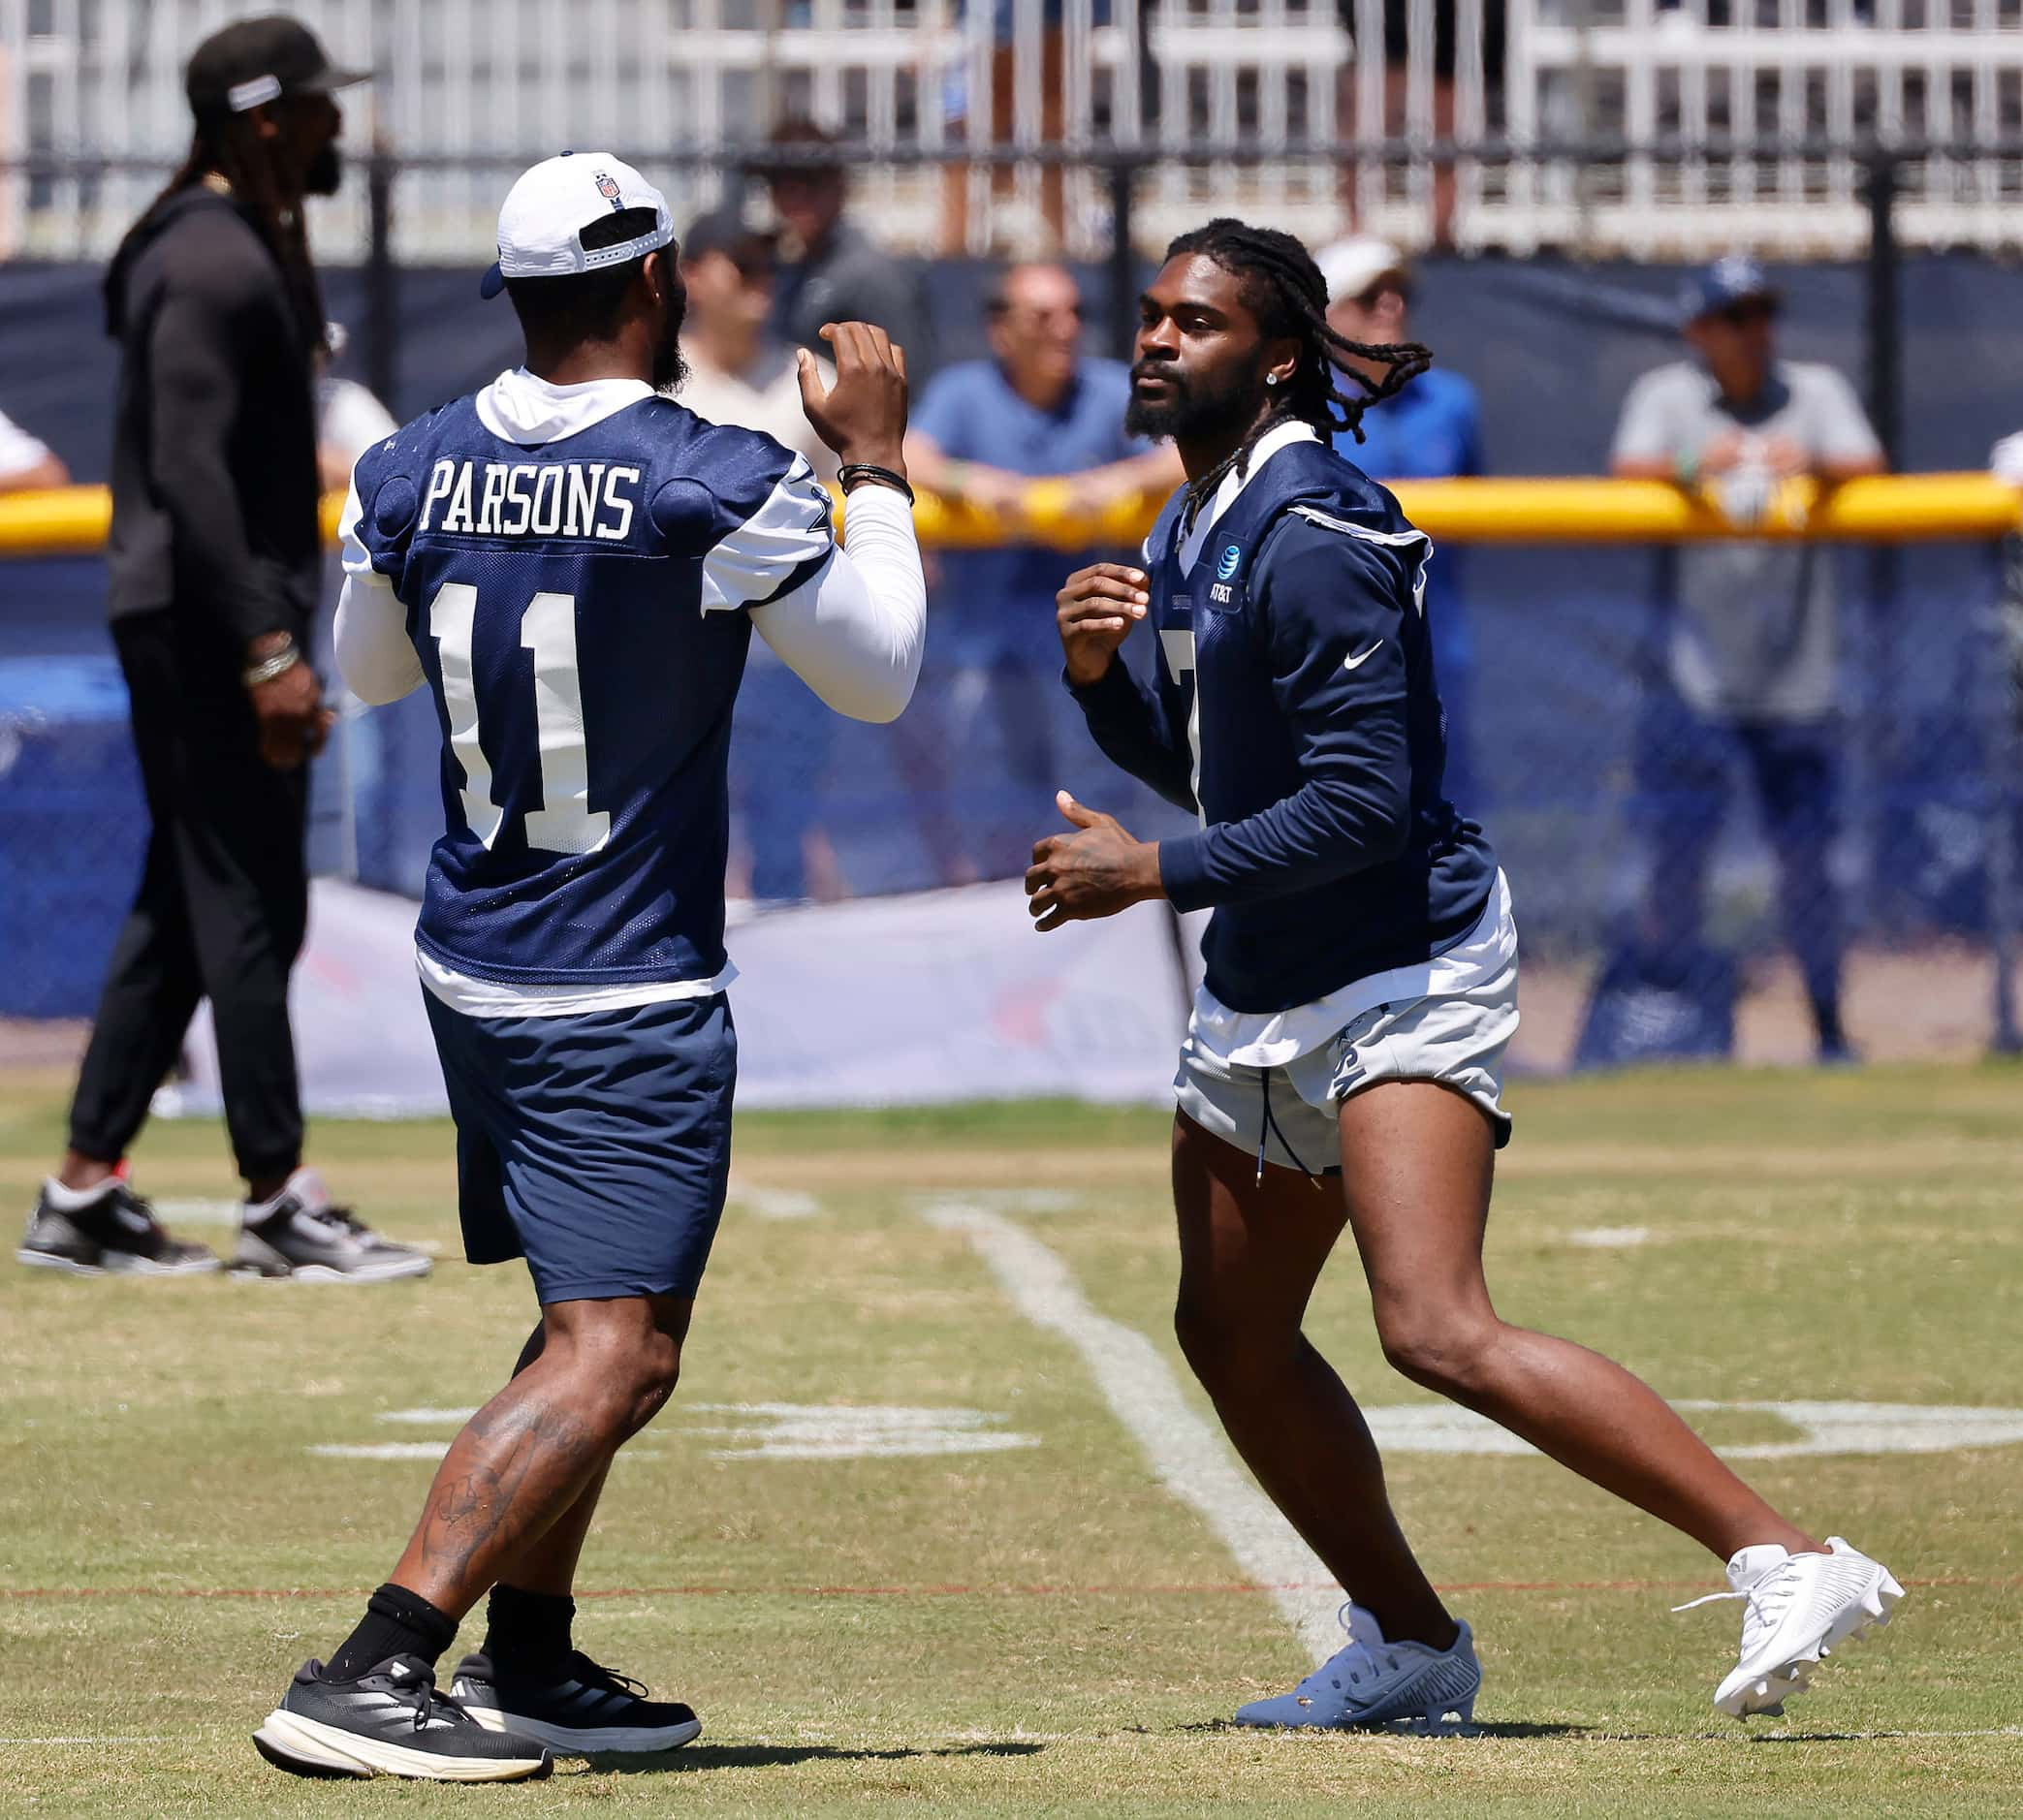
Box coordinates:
[1174,419,1318,572]
[700,454,836,614]
[1286,504,1434,614]
[417,948,738,1020]
[1186,869,1516,1069]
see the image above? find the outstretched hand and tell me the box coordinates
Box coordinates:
[1025,791,1164,931]
[797,321,908,472]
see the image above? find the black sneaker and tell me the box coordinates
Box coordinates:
[232,1169,430,1283]
[17,1180,217,1277]
[253,1655,553,1782]
[449,1649,702,1756]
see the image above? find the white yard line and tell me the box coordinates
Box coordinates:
[3,1737,176,1745]
[149,1198,242,1227]
[923,1201,1343,1666]
[728,1177,824,1220]
[306,1442,457,1461]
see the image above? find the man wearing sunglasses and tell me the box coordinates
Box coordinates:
[901,263,1183,879]
[1611,254,1884,1062]
[1316,235,1485,807]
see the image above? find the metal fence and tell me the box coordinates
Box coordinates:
[6,0,2023,260]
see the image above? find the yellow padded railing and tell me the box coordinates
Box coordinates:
[0,472,2016,560]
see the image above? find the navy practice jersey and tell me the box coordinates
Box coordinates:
[1070,430,1497,1014]
[349,393,833,987]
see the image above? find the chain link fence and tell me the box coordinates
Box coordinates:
[2,141,2019,1067]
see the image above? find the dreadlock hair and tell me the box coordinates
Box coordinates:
[1163,217,1432,518]
[134,106,328,351]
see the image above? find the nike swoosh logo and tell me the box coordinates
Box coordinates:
[1343,640,1383,671]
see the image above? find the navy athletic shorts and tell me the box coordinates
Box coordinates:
[423,989,736,1305]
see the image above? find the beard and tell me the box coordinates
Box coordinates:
[650,284,689,393]
[1123,359,1262,444]
[303,141,342,197]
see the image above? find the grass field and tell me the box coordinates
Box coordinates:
[4,1062,2021,1818]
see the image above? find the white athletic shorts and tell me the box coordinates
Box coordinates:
[1174,944,1520,1176]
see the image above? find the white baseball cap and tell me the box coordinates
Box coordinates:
[479,151,676,298]
[1313,235,1411,307]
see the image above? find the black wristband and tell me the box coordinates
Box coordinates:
[838,463,915,506]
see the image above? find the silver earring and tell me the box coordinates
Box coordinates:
[1266,373,1280,387]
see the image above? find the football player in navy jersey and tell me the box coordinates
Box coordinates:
[252,154,926,1782]
[1029,220,1902,1730]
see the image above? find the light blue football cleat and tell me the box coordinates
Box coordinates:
[1233,1603,1481,1733]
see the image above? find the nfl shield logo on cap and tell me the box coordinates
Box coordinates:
[479,151,675,298]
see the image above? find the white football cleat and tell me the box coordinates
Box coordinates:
[1677,1535,1905,1718]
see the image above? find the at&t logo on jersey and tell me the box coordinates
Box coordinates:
[1217,543,1243,581]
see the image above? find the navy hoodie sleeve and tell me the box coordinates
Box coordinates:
[1157,512,1418,910]
[1067,649,1198,813]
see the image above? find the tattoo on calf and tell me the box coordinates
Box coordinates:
[415,1394,601,1593]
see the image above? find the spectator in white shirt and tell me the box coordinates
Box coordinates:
[0,404,70,492]
[678,210,837,484]
[679,207,844,905]
[315,322,398,494]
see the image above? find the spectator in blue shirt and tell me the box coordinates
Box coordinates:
[904,263,1181,878]
[1316,236,1485,807]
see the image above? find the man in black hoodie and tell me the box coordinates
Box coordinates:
[16,16,427,1285]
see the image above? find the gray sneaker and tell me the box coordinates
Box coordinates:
[254,1655,553,1782]
[232,1169,430,1283]
[17,1180,218,1277]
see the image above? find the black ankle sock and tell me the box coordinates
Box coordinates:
[325,1582,459,1681]
[483,1585,576,1665]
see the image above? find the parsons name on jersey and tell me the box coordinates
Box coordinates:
[419,457,642,543]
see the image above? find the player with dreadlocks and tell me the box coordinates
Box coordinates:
[1027,220,1904,1728]
[22,18,431,1289]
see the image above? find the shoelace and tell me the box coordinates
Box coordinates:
[566,1652,648,1701]
[1672,1565,1798,1659]
[381,1665,460,1733]
[106,1185,168,1239]
[104,1187,189,1257]
[299,1201,374,1242]
[326,1205,375,1239]
[1296,1602,1404,1697]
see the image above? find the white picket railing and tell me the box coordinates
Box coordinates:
[2,0,2020,260]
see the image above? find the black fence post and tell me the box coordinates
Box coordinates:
[1981,552,2023,1055]
[364,143,397,414]
[1863,147,1902,467]
[1861,147,1909,938]
[1108,154,1137,364]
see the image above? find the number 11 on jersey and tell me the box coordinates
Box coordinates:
[427,581,612,857]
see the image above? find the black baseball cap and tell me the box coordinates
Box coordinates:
[185,16,369,123]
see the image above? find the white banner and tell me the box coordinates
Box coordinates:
[174,879,1193,1118]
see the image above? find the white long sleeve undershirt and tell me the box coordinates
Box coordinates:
[332,478,926,720]
[749,483,925,721]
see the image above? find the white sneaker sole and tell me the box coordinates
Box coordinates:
[1234,1671,1481,1735]
[17,1246,219,1277]
[461,1703,703,1756]
[229,1255,432,1284]
[252,1708,552,1781]
[1716,1563,1906,1718]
